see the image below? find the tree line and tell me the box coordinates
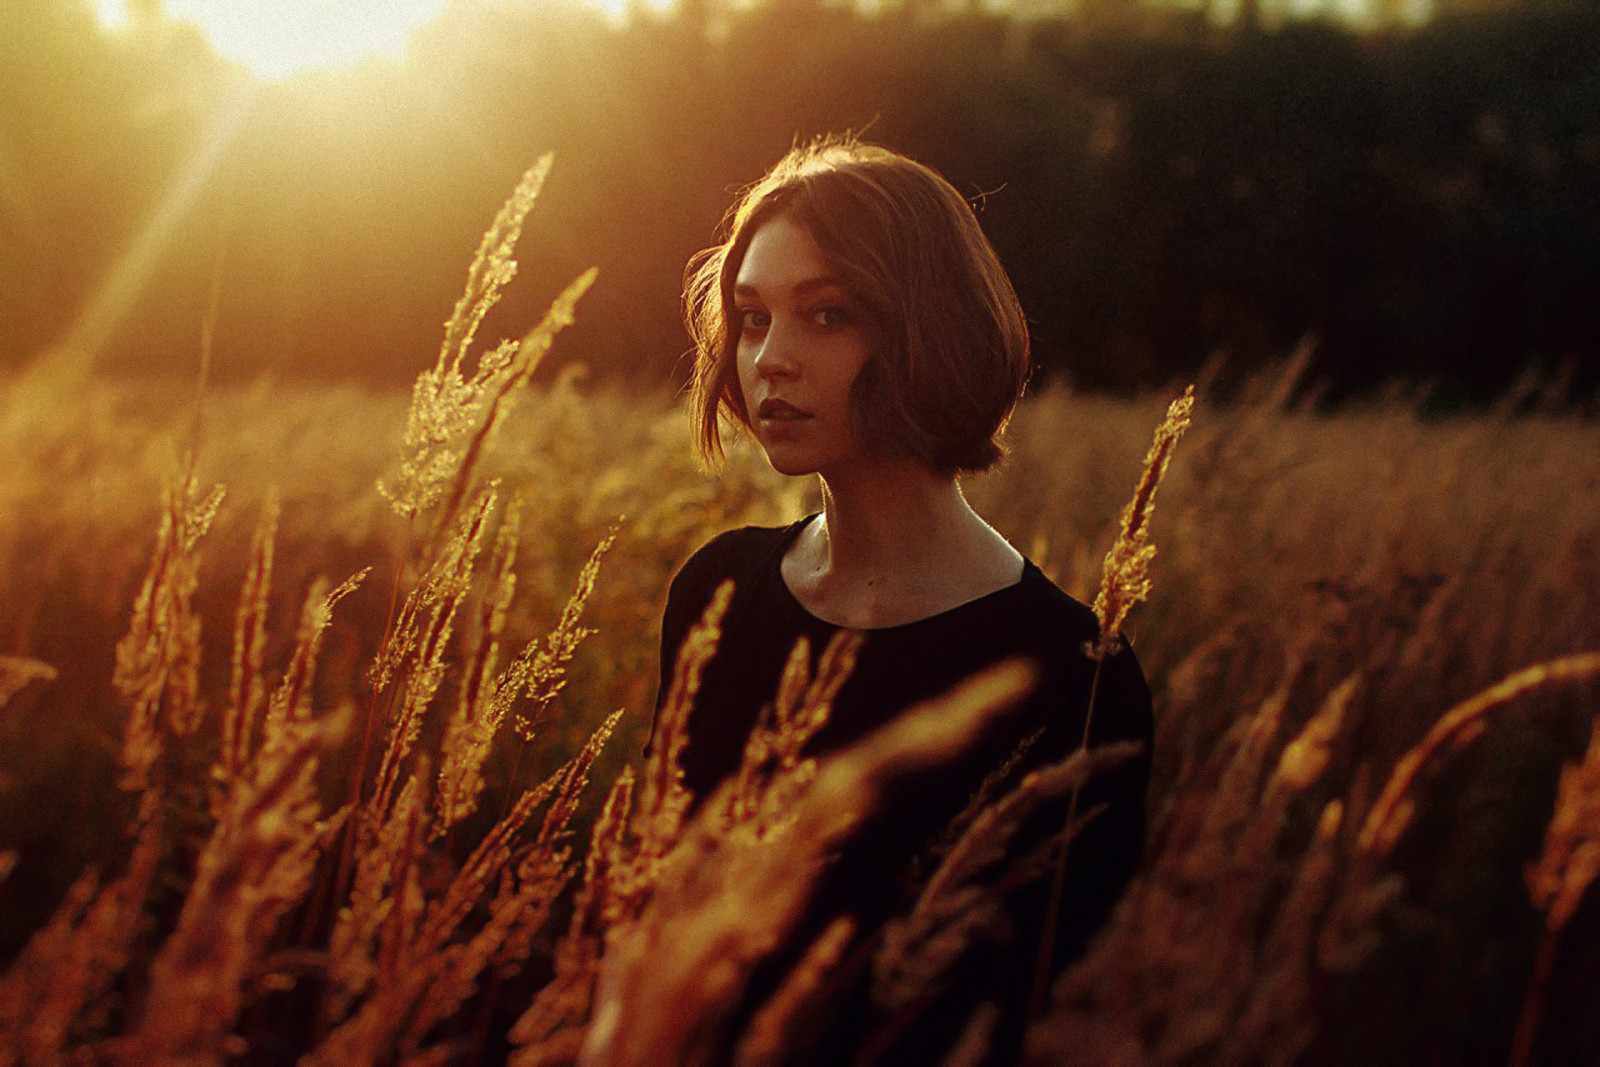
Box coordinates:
[2,0,1597,406]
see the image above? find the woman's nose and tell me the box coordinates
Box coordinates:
[751,322,799,380]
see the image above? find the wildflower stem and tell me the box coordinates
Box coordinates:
[1028,652,1105,1024]
[502,731,530,823]
[322,520,413,945]
[1028,385,1192,1024]
[1508,927,1559,1067]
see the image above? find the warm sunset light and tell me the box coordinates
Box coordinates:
[92,0,452,80]
[5,2,1598,1062]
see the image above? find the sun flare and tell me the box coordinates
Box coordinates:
[93,0,452,81]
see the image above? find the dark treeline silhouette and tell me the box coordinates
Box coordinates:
[3,0,1598,406]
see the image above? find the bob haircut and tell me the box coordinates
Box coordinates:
[684,137,1030,476]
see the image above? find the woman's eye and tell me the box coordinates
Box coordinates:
[812,305,850,328]
[735,308,769,332]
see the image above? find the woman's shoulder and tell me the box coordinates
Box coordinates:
[670,515,810,593]
[996,563,1153,733]
[662,516,815,632]
[998,563,1113,646]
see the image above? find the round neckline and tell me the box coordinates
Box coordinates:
[771,513,1038,633]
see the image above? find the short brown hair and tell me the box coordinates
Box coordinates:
[683,137,1030,476]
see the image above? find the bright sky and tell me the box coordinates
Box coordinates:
[91,0,1433,80]
[92,0,456,80]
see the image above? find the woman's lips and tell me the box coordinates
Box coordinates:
[758,399,812,421]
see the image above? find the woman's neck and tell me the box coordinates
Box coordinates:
[814,461,973,576]
[783,459,1023,628]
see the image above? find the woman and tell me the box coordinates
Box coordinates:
[652,138,1152,1064]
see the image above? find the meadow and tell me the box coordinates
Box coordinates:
[0,169,1597,1066]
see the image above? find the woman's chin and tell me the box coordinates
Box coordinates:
[760,449,821,478]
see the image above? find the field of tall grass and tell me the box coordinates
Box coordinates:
[1,164,1597,1066]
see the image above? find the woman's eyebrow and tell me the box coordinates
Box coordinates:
[734,275,844,298]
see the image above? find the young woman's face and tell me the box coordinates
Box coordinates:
[733,214,875,479]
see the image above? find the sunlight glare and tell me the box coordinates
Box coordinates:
[92,0,132,31]
[60,88,251,364]
[93,0,451,81]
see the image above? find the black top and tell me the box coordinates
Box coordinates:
[652,515,1153,1064]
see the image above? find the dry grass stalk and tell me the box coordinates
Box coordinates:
[1035,384,1194,1018]
[768,631,860,772]
[378,156,553,522]
[341,710,611,1052]
[1196,674,1295,849]
[437,517,614,832]
[1268,674,1354,796]
[1525,716,1600,939]
[0,868,102,1066]
[435,504,523,836]
[113,469,224,790]
[932,728,1043,864]
[0,792,160,1066]
[409,712,622,1049]
[1356,651,1600,858]
[320,758,435,1067]
[940,1002,1001,1067]
[633,578,734,857]
[329,774,427,1021]
[1321,651,1600,972]
[126,708,348,1064]
[370,485,497,696]
[573,619,859,1066]
[370,490,498,827]
[403,855,560,1054]
[265,569,369,737]
[325,709,622,1062]
[1091,384,1194,658]
[581,661,1037,1067]
[422,711,614,959]
[1026,674,1353,1067]
[1216,799,1345,1067]
[1510,716,1600,1067]
[730,915,857,1067]
[873,742,1140,1014]
[514,526,617,741]
[1223,671,1355,877]
[222,492,278,779]
[303,962,438,1067]
[496,742,620,979]
[529,709,624,861]
[375,154,598,568]
[445,158,551,374]
[507,768,636,1066]
[0,655,55,709]
[720,638,810,833]
[371,759,431,1029]
[399,1047,458,1067]
[415,773,555,967]
[316,160,604,1058]
[421,267,598,560]
[720,630,863,836]
[510,1025,587,1067]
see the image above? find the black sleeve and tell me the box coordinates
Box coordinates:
[644,530,741,756]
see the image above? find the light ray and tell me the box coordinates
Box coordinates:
[0,132,43,253]
[55,86,254,369]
